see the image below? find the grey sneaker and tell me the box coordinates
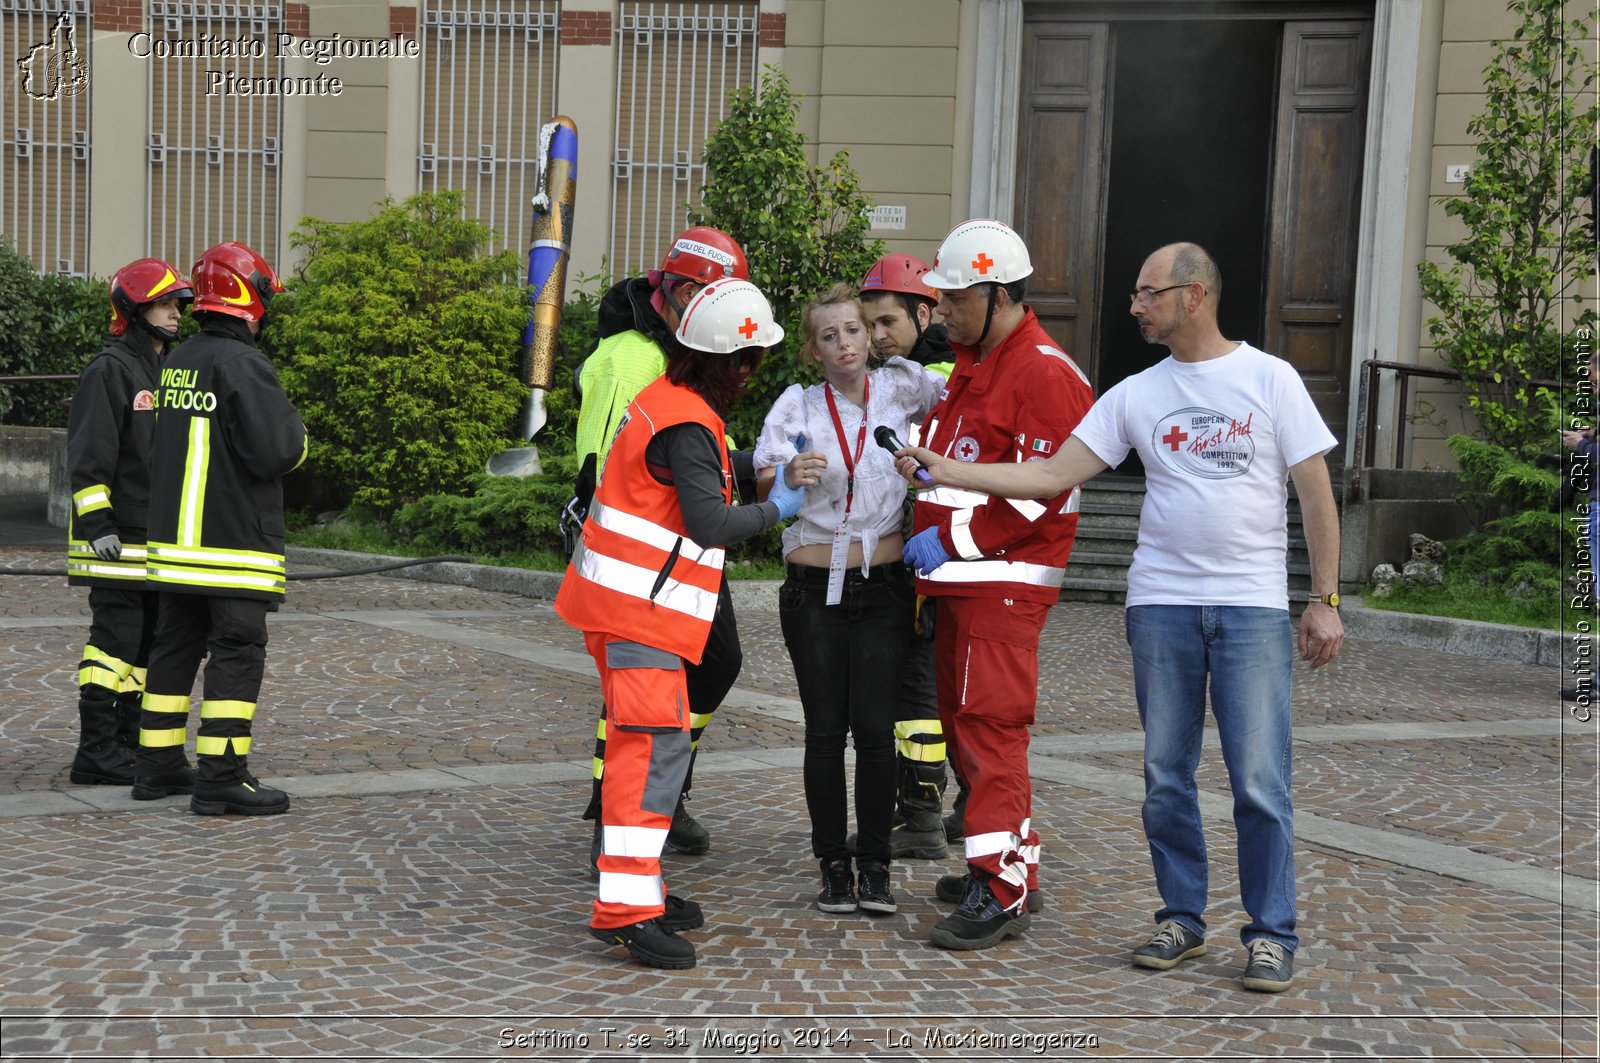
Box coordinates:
[1131,920,1207,970]
[1241,939,1294,992]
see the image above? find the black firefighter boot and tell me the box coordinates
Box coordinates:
[69,686,134,785]
[665,749,711,855]
[890,758,949,859]
[131,701,196,800]
[112,688,141,757]
[190,743,289,816]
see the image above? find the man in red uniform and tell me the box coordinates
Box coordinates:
[901,219,1093,950]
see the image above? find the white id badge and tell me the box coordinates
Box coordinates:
[826,524,851,605]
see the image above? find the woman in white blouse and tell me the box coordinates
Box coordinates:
[754,282,942,917]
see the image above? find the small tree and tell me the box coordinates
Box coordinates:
[1417,0,1598,456]
[270,191,526,511]
[690,65,885,443]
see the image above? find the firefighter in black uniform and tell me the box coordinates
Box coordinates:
[65,258,193,786]
[134,241,308,815]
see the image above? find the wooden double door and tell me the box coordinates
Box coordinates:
[1015,3,1373,442]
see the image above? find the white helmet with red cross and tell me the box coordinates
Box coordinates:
[675,278,785,354]
[923,218,1033,289]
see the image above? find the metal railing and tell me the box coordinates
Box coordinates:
[1348,357,1565,504]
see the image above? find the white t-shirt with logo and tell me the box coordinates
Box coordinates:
[1071,342,1336,609]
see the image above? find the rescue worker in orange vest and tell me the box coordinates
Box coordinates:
[901,220,1094,950]
[555,278,811,970]
[570,226,752,865]
[65,258,193,786]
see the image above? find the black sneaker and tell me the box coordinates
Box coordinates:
[660,893,704,933]
[817,858,857,913]
[1131,920,1207,970]
[588,918,696,970]
[1241,939,1294,992]
[857,861,897,915]
[665,795,711,855]
[935,871,1043,913]
[928,874,1030,950]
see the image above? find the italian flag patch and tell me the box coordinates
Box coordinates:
[1031,438,1053,454]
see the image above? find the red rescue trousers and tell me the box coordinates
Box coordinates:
[584,631,694,930]
[933,595,1047,910]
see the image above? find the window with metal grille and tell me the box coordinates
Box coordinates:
[147,1,284,269]
[1,0,91,275]
[417,0,560,255]
[611,1,757,276]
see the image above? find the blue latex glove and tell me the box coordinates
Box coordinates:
[903,526,951,575]
[769,463,806,521]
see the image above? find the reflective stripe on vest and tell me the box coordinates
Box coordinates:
[554,378,731,662]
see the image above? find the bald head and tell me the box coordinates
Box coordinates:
[1155,242,1222,310]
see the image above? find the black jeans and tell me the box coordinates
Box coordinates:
[779,560,913,865]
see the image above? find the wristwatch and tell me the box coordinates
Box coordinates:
[1307,592,1341,608]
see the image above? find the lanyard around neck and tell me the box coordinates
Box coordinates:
[824,378,870,515]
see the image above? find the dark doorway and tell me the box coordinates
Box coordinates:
[1094,20,1280,404]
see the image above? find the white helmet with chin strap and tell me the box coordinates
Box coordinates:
[924,219,1034,289]
[675,278,785,353]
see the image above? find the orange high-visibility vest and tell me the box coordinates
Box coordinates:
[554,376,732,663]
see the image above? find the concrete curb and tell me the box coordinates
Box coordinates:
[285,547,1566,669]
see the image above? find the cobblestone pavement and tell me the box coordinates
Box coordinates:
[0,544,1595,1061]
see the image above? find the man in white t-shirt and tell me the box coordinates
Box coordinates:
[898,242,1344,993]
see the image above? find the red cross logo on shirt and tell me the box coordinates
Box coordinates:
[1162,425,1189,451]
[955,438,979,460]
[971,252,994,276]
[738,316,758,340]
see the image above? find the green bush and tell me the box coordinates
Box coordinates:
[0,239,106,427]
[392,453,577,557]
[269,190,527,511]
[1444,434,1566,595]
[690,65,885,445]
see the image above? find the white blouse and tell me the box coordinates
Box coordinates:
[753,356,943,571]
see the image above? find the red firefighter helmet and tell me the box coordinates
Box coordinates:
[659,226,749,284]
[108,258,193,337]
[190,241,283,322]
[860,253,939,303]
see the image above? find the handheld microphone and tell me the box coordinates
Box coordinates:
[874,426,934,485]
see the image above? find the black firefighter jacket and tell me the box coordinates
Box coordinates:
[146,315,307,602]
[66,330,163,587]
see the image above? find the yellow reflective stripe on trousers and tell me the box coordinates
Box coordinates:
[141,728,187,747]
[143,693,191,715]
[196,735,251,756]
[200,699,257,720]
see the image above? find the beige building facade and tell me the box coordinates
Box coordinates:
[1,0,1591,470]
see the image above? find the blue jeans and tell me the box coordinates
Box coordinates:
[1125,605,1297,951]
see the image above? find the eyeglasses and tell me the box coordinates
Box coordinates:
[1129,283,1192,305]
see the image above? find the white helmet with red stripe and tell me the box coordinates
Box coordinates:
[675,278,785,354]
[924,218,1033,289]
